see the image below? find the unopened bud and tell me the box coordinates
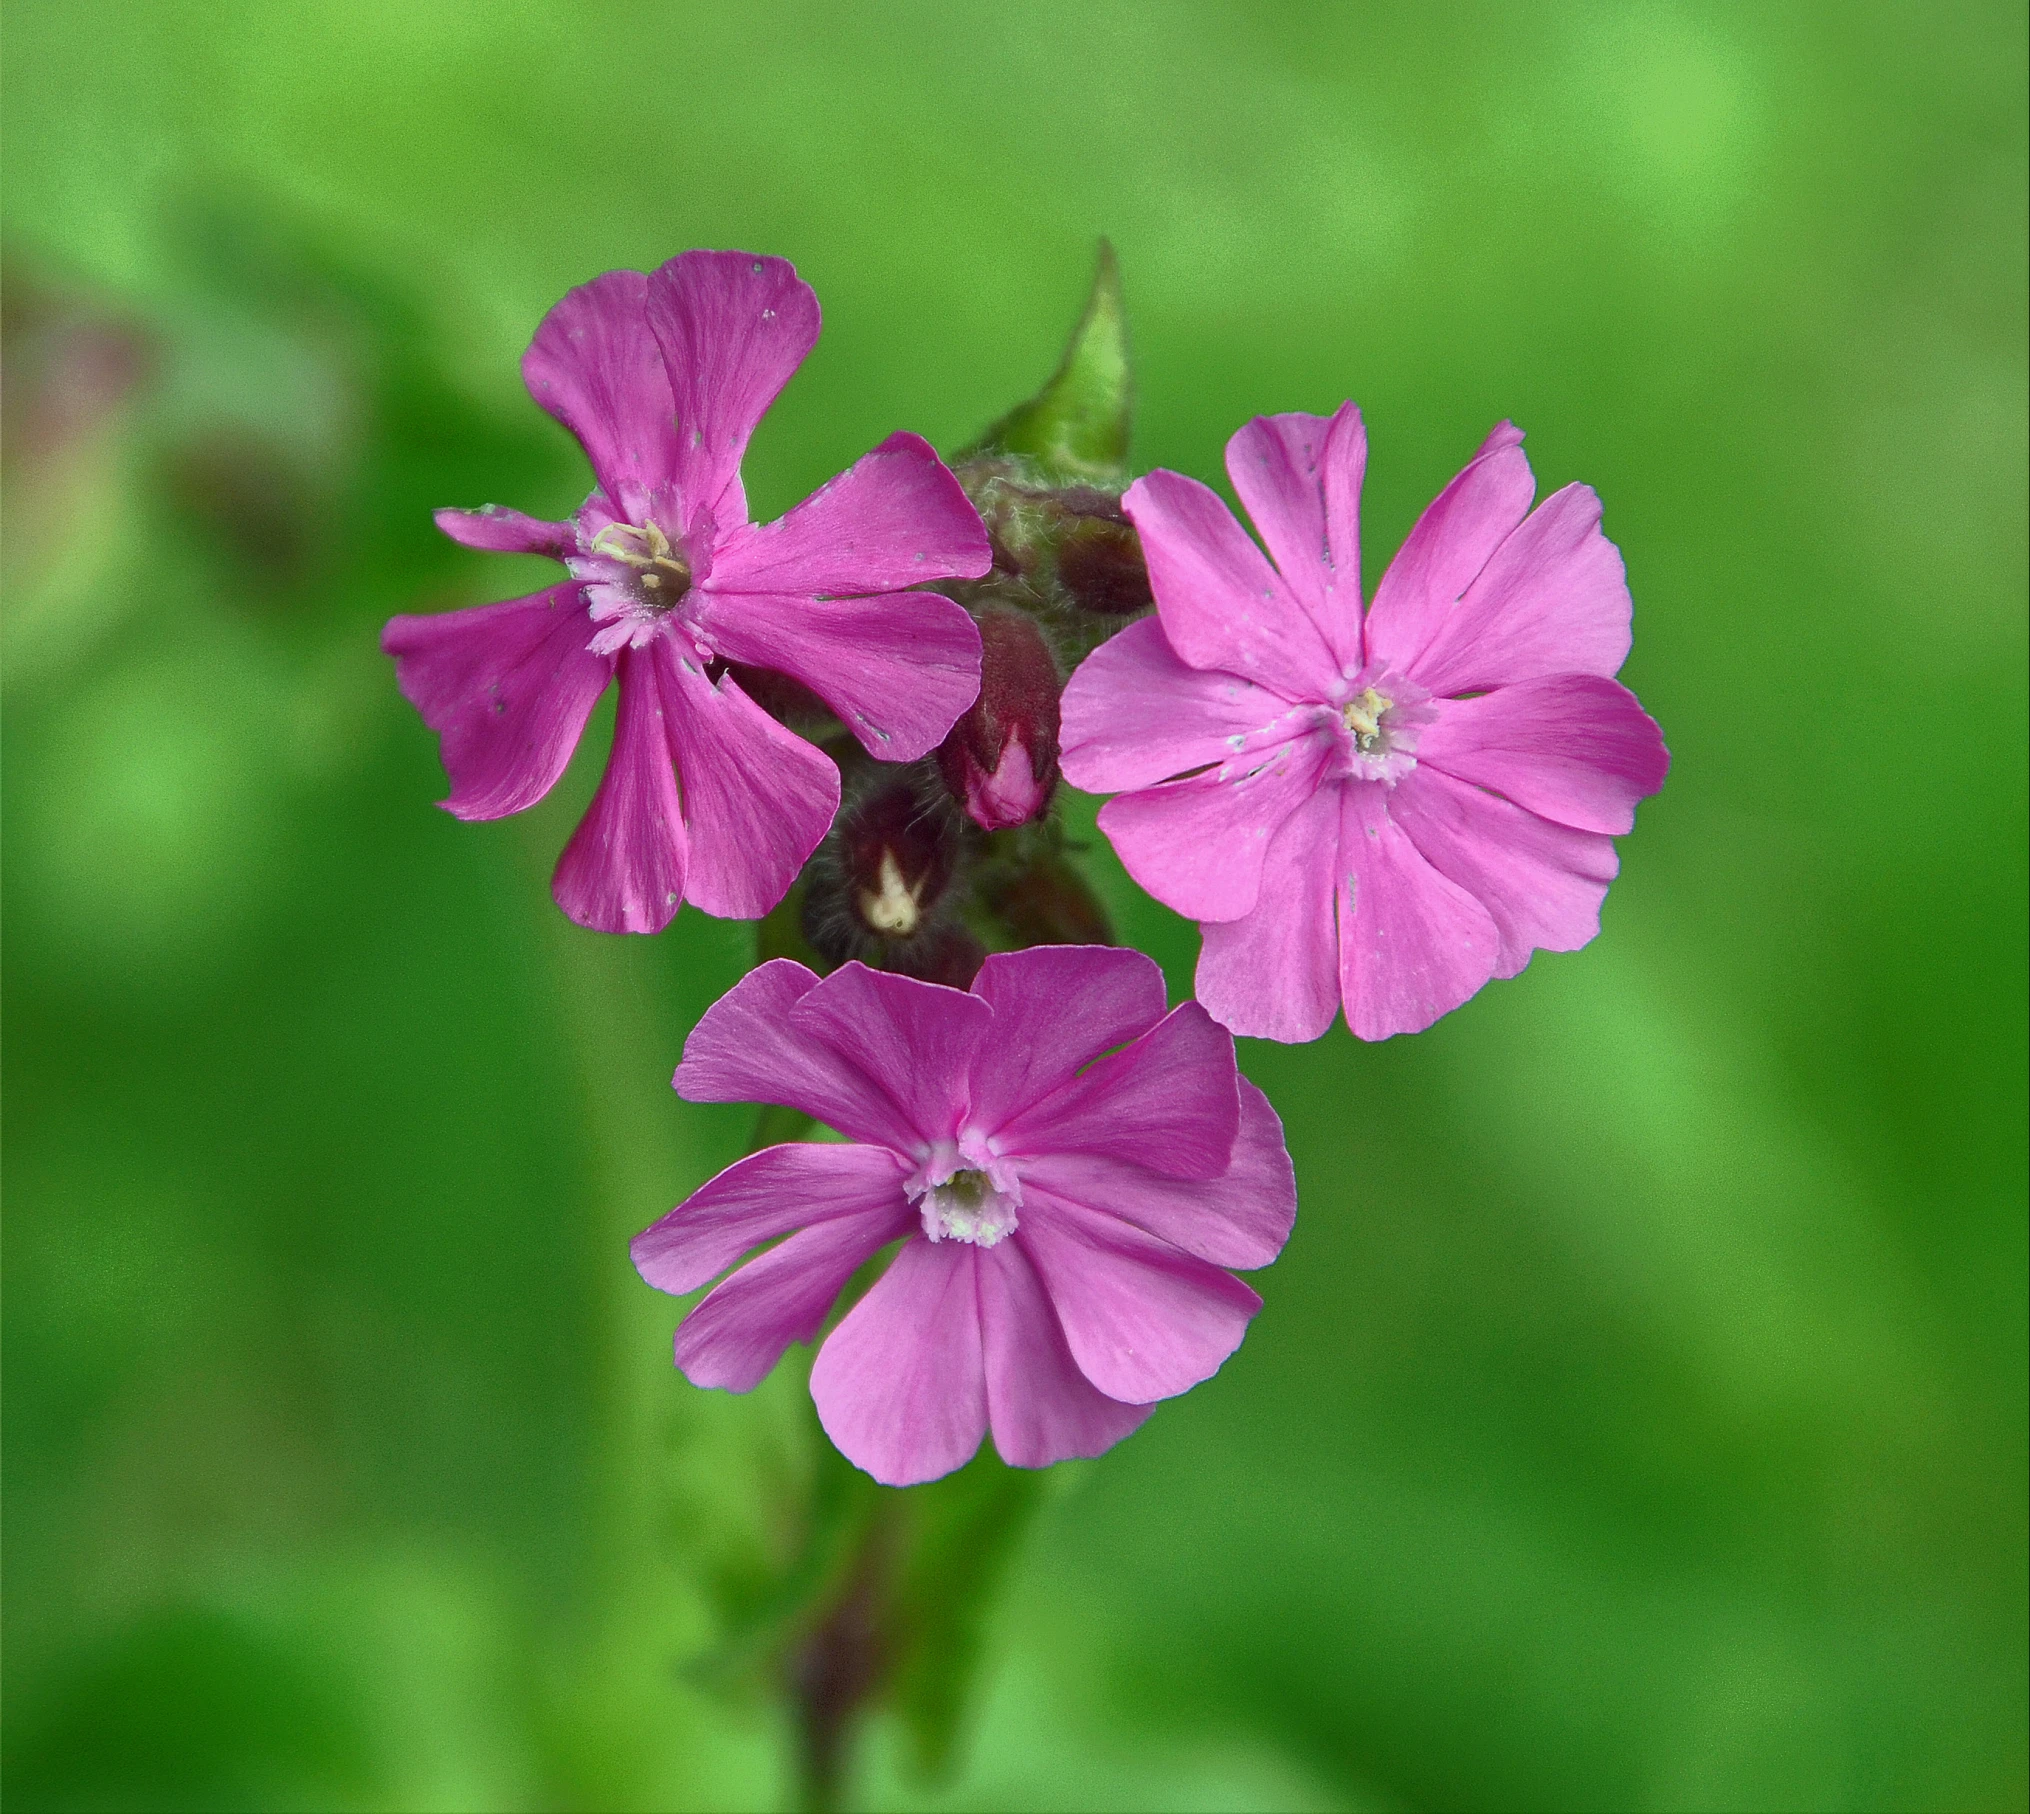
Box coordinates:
[1056,508,1152,616]
[803,778,962,966]
[936,610,1061,831]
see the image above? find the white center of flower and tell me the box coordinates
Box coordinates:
[590,519,691,614]
[1341,686,1394,753]
[922,1168,1018,1246]
[857,851,922,937]
[1331,669,1435,784]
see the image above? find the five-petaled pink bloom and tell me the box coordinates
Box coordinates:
[1060,409,1669,1043]
[383,251,992,934]
[631,945,1295,1486]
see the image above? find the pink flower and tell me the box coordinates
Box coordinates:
[382,252,991,934]
[632,946,1295,1486]
[1060,410,1669,1042]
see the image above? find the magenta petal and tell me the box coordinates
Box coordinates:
[978,1239,1151,1468]
[659,654,839,918]
[999,1002,1240,1181]
[673,1200,913,1392]
[632,1140,910,1295]
[1337,782,1500,1040]
[382,585,610,822]
[966,946,1170,1132]
[1017,1080,1295,1270]
[1416,674,1669,835]
[811,1237,988,1487]
[1363,425,1535,678]
[1406,483,1631,696]
[1123,469,1342,700]
[674,960,922,1149]
[521,270,678,520]
[1194,780,1344,1044]
[1018,1197,1261,1405]
[709,431,991,596]
[1225,403,1366,672]
[551,643,687,933]
[1389,766,1619,978]
[433,505,576,560]
[789,964,994,1150]
[645,251,820,535]
[1097,731,1331,924]
[694,587,983,762]
[1059,616,1298,795]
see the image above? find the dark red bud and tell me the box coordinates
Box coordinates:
[803,779,962,965]
[1056,513,1152,615]
[936,609,1061,831]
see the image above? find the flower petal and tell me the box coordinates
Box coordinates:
[709,431,991,596]
[673,1199,913,1393]
[1224,403,1366,671]
[550,643,686,933]
[978,1238,1151,1468]
[631,1140,911,1295]
[965,945,1171,1133]
[1337,782,1500,1040]
[1415,674,1669,835]
[1389,765,1620,978]
[433,504,577,560]
[659,653,840,918]
[1406,482,1631,696]
[1017,1196,1260,1405]
[521,269,679,520]
[1096,730,1332,923]
[1059,616,1299,795]
[382,584,610,821]
[1123,468,1342,700]
[1193,779,1344,1044]
[645,250,821,535]
[789,964,994,1151]
[1363,422,1534,677]
[673,959,920,1149]
[1017,1079,1295,1270]
[692,587,983,762]
[998,1001,1240,1181]
[811,1237,988,1487]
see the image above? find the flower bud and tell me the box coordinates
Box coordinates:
[1055,506,1152,616]
[802,777,963,966]
[936,610,1061,831]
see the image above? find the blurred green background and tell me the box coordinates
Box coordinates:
[4,3,2024,1809]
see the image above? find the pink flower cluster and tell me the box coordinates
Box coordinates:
[388,251,1666,1483]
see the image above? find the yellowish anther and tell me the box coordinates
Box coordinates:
[1342,687,1393,752]
[857,850,922,936]
[591,520,691,605]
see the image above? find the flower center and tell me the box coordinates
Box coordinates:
[919,1167,1020,1247]
[1331,670,1435,784]
[857,850,924,937]
[590,519,692,614]
[1341,686,1394,753]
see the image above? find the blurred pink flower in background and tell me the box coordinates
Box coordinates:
[1062,408,1668,1042]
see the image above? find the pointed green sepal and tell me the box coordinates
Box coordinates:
[963,241,1131,482]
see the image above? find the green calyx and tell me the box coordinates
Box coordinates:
[959,240,1131,484]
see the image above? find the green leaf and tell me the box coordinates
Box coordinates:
[963,241,1131,482]
[884,1448,1048,1778]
